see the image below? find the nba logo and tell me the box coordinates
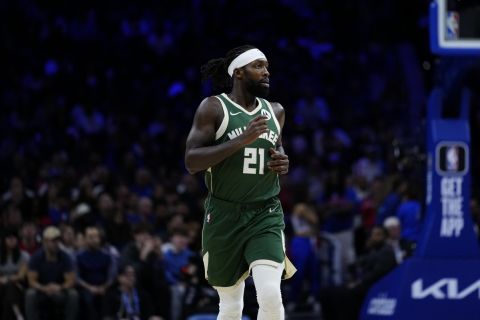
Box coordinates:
[437,143,468,175]
[446,146,459,171]
[446,11,460,40]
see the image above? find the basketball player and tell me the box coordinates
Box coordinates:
[185,45,296,319]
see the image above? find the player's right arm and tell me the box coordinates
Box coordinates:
[185,96,268,174]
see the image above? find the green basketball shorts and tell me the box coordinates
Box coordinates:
[201,195,296,287]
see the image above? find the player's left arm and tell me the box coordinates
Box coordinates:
[268,102,289,175]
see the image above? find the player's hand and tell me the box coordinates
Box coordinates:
[268,147,289,175]
[240,115,269,145]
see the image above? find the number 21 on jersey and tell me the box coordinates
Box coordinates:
[243,147,265,175]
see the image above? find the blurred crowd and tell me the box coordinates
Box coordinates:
[1,0,480,319]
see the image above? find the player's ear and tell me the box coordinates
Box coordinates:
[234,68,244,80]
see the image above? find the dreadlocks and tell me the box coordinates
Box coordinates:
[200,44,257,89]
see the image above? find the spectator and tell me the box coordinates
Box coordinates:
[102,263,162,320]
[152,235,171,319]
[0,228,29,320]
[76,226,114,320]
[59,224,77,262]
[355,176,386,257]
[121,223,166,313]
[162,226,194,320]
[376,176,407,226]
[131,169,155,198]
[99,227,120,273]
[1,177,36,222]
[359,177,386,232]
[70,202,95,233]
[97,193,115,222]
[103,207,132,251]
[294,93,331,129]
[25,226,78,320]
[383,216,416,263]
[3,204,23,230]
[396,184,423,243]
[18,222,40,256]
[180,254,218,319]
[75,230,87,253]
[45,184,70,226]
[352,150,383,184]
[286,203,320,312]
[351,226,397,291]
[120,223,155,276]
[117,232,169,318]
[127,196,155,225]
[319,226,397,320]
[320,173,357,284]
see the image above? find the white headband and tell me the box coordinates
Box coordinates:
[227,49,267,77]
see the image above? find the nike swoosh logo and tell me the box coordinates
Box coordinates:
[269,207,274,213]
[229,111,242,116]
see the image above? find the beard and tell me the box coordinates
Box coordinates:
[246,78,270,98]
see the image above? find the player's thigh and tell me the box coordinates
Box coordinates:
[244,229,285,266]
[202,205,248,287]
[244,202,286,266]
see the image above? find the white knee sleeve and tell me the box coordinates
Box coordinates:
[252,263,285,320]
[215,282,245,320]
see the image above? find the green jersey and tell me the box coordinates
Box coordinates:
[205,93,281,203]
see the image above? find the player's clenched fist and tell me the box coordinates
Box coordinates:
[239,115,269,145]
[268,147,289,175]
